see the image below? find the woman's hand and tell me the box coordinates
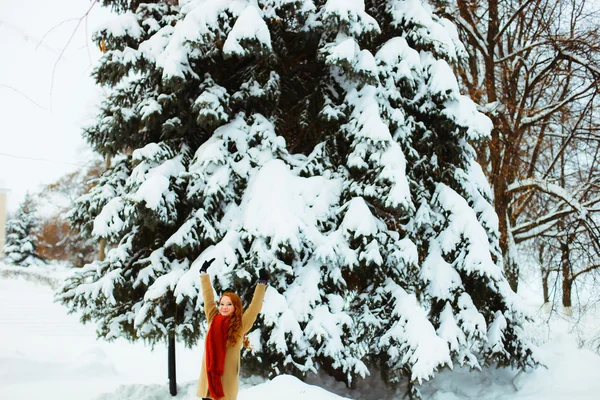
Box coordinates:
[258,268,270,283]
[199,258,215,275]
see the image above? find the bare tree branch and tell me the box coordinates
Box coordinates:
[0,84,49,111]
[47,0,99,110]
[493,0,539,44]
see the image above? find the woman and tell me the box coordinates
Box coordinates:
[197,258,269,400]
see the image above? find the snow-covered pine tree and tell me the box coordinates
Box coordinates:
[58,0,537,397]
[3,194,43,266]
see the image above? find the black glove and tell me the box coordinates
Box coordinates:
[258,268,270,283]
[199,258,215,274]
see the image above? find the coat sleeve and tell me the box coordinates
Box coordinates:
[201,273,219,324]
[242,283,267,333]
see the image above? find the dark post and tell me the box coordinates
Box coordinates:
[168,332,177,396]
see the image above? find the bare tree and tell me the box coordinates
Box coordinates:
[526,121,600,309]
[432,0,600,291]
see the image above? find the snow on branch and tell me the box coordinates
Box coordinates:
[561,51,600,78]
[223,3,272,57]
[381,279,452,384]
[506,179,586,217]
[320,0,380,37]
[493,40,550,64]
[454,15,488,57]
[520,81,596,127]
[512,194,600,242]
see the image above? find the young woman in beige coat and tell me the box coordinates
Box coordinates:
[197,258,268,400]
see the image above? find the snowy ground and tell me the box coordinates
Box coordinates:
[1,263,600,400]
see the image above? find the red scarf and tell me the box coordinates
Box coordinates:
[206,314,230,400]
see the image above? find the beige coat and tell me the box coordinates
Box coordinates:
[197,273,266,399]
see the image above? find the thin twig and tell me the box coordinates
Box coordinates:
[35,18,80,52]
[84,9,93,66]
[47,0,100,111]
[0,84,49,111]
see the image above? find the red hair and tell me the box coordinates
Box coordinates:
[220,292,251,349]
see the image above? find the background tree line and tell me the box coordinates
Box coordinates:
[432,0,600,311]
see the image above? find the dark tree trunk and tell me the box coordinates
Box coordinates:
[561,243,572,308]
[559,151,573,310]
[503,239,519,292]
[542,268,550,304]
[562,275,572,309]
[539,245,550,304]
[485,0,522,292]
[169,333,177,396]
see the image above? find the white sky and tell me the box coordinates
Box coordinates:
[0,0,113,213]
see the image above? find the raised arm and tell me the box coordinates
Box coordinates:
[199,258,219,323]
[200,273,219,323]
[241,268,270,333]
[242,282,267,333]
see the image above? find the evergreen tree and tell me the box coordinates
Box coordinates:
[3,194,43,266]
[58,1,537,397]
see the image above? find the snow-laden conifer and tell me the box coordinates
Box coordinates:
[58,1,537,397]
[3,194,43,267]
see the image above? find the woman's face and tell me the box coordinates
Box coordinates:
[219,295,234,317]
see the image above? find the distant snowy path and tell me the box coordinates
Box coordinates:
[0,278,89,337]
[0,277,203,399]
